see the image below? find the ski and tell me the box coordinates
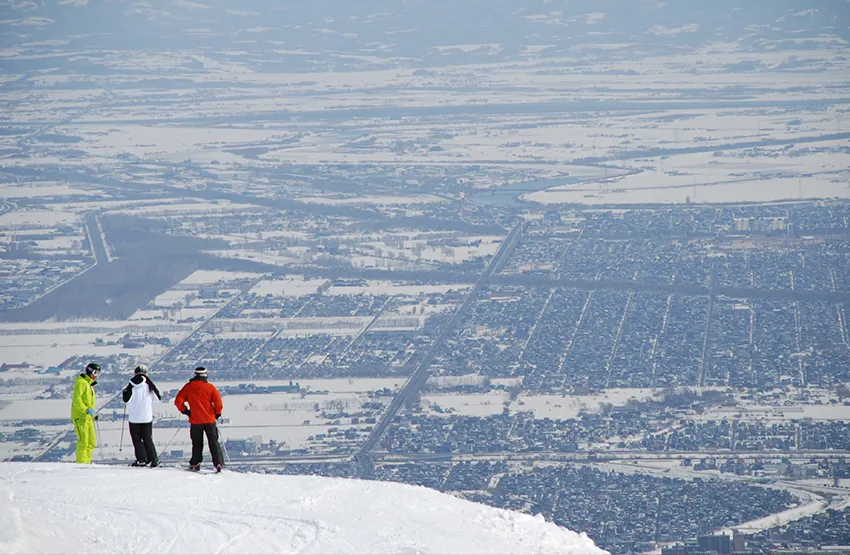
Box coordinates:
[138,462,224,473]
[184,465,224,474]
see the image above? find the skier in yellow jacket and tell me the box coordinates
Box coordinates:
[70,362,101,463]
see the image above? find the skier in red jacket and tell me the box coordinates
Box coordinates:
[174,366,224,472]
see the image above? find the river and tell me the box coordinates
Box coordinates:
[467,176,582,208]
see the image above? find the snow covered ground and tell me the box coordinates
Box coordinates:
[525,142,850,205]
[0,462,605,555]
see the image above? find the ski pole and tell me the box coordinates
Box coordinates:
[94,417,104,461]
[94,380,127,417]
[160,421,183,455]
[118,405,126,452]
[218,424,231,465]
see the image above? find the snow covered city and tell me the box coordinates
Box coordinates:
[1,0,849,553]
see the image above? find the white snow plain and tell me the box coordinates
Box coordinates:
[0,462,605,555]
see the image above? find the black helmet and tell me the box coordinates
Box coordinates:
[86,362,101,377]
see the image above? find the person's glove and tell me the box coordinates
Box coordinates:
[182,409,191,417]
[215,414,221,420]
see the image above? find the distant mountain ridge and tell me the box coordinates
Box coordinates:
[1,0,847,67]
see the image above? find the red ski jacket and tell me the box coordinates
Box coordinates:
[174,377,223,424]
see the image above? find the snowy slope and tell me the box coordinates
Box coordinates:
[0,462,605,555]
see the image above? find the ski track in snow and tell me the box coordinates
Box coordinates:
[0,462,604,555]
[0,466,320,555]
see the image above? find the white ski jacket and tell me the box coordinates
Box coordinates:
[123,374,161,424]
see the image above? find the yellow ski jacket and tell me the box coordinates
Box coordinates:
[71,373,97,421]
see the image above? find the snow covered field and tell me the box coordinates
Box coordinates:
[0,377,403,457]
[421,388,660,419]
[250,277,330,298]
[0,321,191,368]
[0,462,605,555]
[2,21,847,206]
[526,141,850,205]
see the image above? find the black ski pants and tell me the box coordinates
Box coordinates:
[129,422,158,464]
[189,423,224,467]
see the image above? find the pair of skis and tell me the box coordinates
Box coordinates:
[188,465,223,474]
[127,462,224,473]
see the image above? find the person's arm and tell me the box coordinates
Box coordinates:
[174,385,190,415]
[212,386,223,419]
[122,382,132,403]
[147,377,162,401]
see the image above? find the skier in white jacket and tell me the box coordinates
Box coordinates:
[122,364,162,467]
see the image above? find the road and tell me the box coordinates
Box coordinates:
[15,211,106,310]
[492,273,850,303]
[84,212,109,266]
[219,448,850,468]
[354,221,525,471]
[0,200,14,218]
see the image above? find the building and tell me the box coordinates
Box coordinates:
[662,534,731,555]
[698,534,731,554]
[733,529,746,553]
